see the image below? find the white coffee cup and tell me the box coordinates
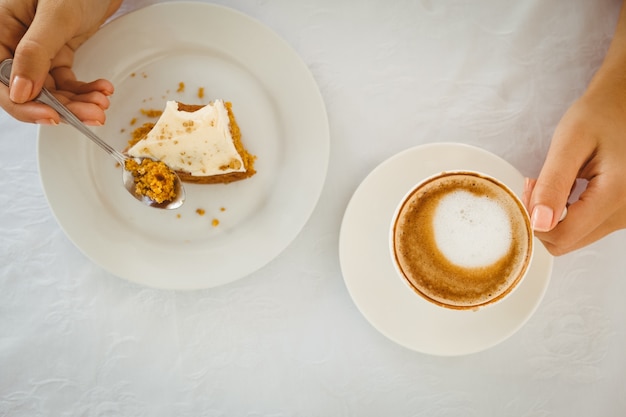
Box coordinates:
[390,170,533,310]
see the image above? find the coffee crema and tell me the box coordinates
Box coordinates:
[391,172,533,309]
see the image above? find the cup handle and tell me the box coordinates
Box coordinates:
[558,206,568,222]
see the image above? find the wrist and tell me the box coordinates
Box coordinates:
[584,58,626,113]
[584,2,626,108]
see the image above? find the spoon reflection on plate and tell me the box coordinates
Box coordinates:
[0,58,185,209]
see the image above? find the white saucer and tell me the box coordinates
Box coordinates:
[37,3,329,289]
[339,143,553,356]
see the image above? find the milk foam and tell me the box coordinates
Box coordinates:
[433,190,513,268]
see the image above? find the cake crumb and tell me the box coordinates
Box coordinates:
[220,207,226,212]
[125,158,177,204]
[176,214,181,219]
[130,117,137,126]
[196,208,205,216]
[212,218,220,227]
[198,87,205,99]
[128,123,156,147]
[177,82,185,93]
[141,108,163,118]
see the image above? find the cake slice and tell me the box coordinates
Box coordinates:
[127,100,256,184]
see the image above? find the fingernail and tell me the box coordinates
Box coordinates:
[9,76,34,103]
[35,119,58,125]
[524,178,531,191]
[84,120,103,126]
[531,204,554,232]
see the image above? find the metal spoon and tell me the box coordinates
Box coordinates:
[0,58,185,209]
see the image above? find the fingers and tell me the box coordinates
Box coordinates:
[539,215,624,255]
[527,114,595,233]
[0,84,59,123]
[51,65,114,97]
[54,90,110,125]
[523,178,575,217]
[523,95,626,256]
[10,1,81,103]
[536,208,610,256]
[58,90,111,111]
[1,0,122,123]
[521,178,536,209]
[527,155,577,233]
[1,62,112,124]
[525,175,626,255]
[1,81,110,124]
[50,66,113,124]
[8,0,122,103]
[62,101,108,126]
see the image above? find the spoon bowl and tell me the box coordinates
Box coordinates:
[0,59,185,209]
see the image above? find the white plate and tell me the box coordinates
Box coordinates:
[339,143,553,356]
[37,2,329,290]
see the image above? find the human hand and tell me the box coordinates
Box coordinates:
[522,91,626,256]
[523,0,626,256]
[0,0,122,124]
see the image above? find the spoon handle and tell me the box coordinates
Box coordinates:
[0,59,126,165]
[36,87,126,165]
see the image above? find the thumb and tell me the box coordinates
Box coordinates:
[528,136,590,232]
[9,1,79,103]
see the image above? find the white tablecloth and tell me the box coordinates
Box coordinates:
[2,0,626,415]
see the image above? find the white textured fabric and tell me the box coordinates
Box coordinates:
[2,0,626,415]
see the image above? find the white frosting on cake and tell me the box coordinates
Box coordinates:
[127,100,245,176]
[433,190,512,267]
